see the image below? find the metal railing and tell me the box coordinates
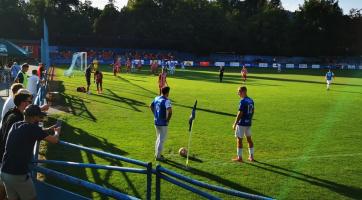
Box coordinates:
[155,165,275,200]
[33,140,152,200]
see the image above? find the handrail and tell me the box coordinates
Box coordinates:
[156,165,275,200]
[35,166,140,200]
[58,141,148,167]
[34,160,148,174]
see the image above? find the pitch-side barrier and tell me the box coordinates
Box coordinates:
[32,140,274,199]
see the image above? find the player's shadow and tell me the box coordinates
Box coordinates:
[248,161,362,199]
[94,89,146,112]
[248,75,362,87]
[117,76,158,96]
[63,94,97,122]
[43,120,143,199]
[175,70,280,86]
[174,103,235,117]
[331,89,362,95]
[162,159,270,197]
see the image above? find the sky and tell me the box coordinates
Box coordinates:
[86,0,362,13]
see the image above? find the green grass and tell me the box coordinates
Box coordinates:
[41,66,362,200]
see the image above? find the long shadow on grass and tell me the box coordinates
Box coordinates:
[331,89,362,95]
[97,89,146,112]
[47,80,96,122]
[247,161,362,199]
[248,76,362,87]
[117,76,158,96]
[63,94,97,122]
[173,70,281,86]
[174,103,235,117]
[163,159,270,197]
[44,121,143,199]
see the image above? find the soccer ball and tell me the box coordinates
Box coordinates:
[178,147,187,157]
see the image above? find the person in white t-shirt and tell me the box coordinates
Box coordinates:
[1,83,24,121]
[27,70,39,98]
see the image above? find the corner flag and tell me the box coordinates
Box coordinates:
[188,100,197,132]
[186,100,197,167]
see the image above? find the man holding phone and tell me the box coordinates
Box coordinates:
[0,105,61,200]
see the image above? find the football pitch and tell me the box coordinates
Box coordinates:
[42,66,362,199]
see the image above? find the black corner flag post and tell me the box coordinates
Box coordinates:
[186,100,197,167]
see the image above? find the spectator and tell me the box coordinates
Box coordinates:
[10,62,20,81]
[14,63,29,88]
[0,105,60,200]
[1,83,23,121]
[27,70,39,99]
[37,63,45,80]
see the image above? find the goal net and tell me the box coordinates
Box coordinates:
[64,52,87,77]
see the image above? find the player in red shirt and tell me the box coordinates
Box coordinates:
[94,70,103,94]
[241,65,248,83]
[126,58,131,73]
[158,68,168,95]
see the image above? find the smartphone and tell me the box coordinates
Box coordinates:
[55,120,62,128]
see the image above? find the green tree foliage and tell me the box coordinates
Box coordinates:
[0,0,360,56]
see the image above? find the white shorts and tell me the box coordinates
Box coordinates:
[327,80,332,85]
[235,125,252,138]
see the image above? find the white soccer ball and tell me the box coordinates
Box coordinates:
[178,147,187,157]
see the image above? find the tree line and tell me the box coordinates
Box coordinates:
[0,0,361,56]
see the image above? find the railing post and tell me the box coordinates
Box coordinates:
[146,162,152,200]
[156,165,161,200]
[31,140,40,179]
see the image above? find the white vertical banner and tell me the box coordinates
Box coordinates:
[299,64,308,69]
[311,64,320,69]
[348,65,356,69]
[229,62,240,67]
[258,63,268,68]
[215,62,225,67]
[184,61,194,67]
[286,64,294,69]
[272,63,281,68]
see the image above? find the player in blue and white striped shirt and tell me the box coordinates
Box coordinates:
[325,69,335,90]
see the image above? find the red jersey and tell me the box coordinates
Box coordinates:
[241,68,248,76]
[158,73,167,88]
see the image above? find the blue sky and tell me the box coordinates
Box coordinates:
[87,0,362,13]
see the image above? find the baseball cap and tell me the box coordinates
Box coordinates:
[16,89,32,95]
[24,105,47,117]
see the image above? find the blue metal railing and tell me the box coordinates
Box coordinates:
[35,166,139,200]
[33,140,152,200]
[33,140,276,200]
[155,165,275,200]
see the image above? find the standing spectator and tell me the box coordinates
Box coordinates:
[14,63,29,88]
[158,68,168,95]
[94,70,103,94]
[85,64,92,94]
[0,90,31,199]
[10,62,20,81]
[149,86,172,161]
[1,105,61,200]
[0,90,33,150]
[219,66,225,82]
[27,70,39,98]
[37,63,45,80]
[1,83,23,122]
